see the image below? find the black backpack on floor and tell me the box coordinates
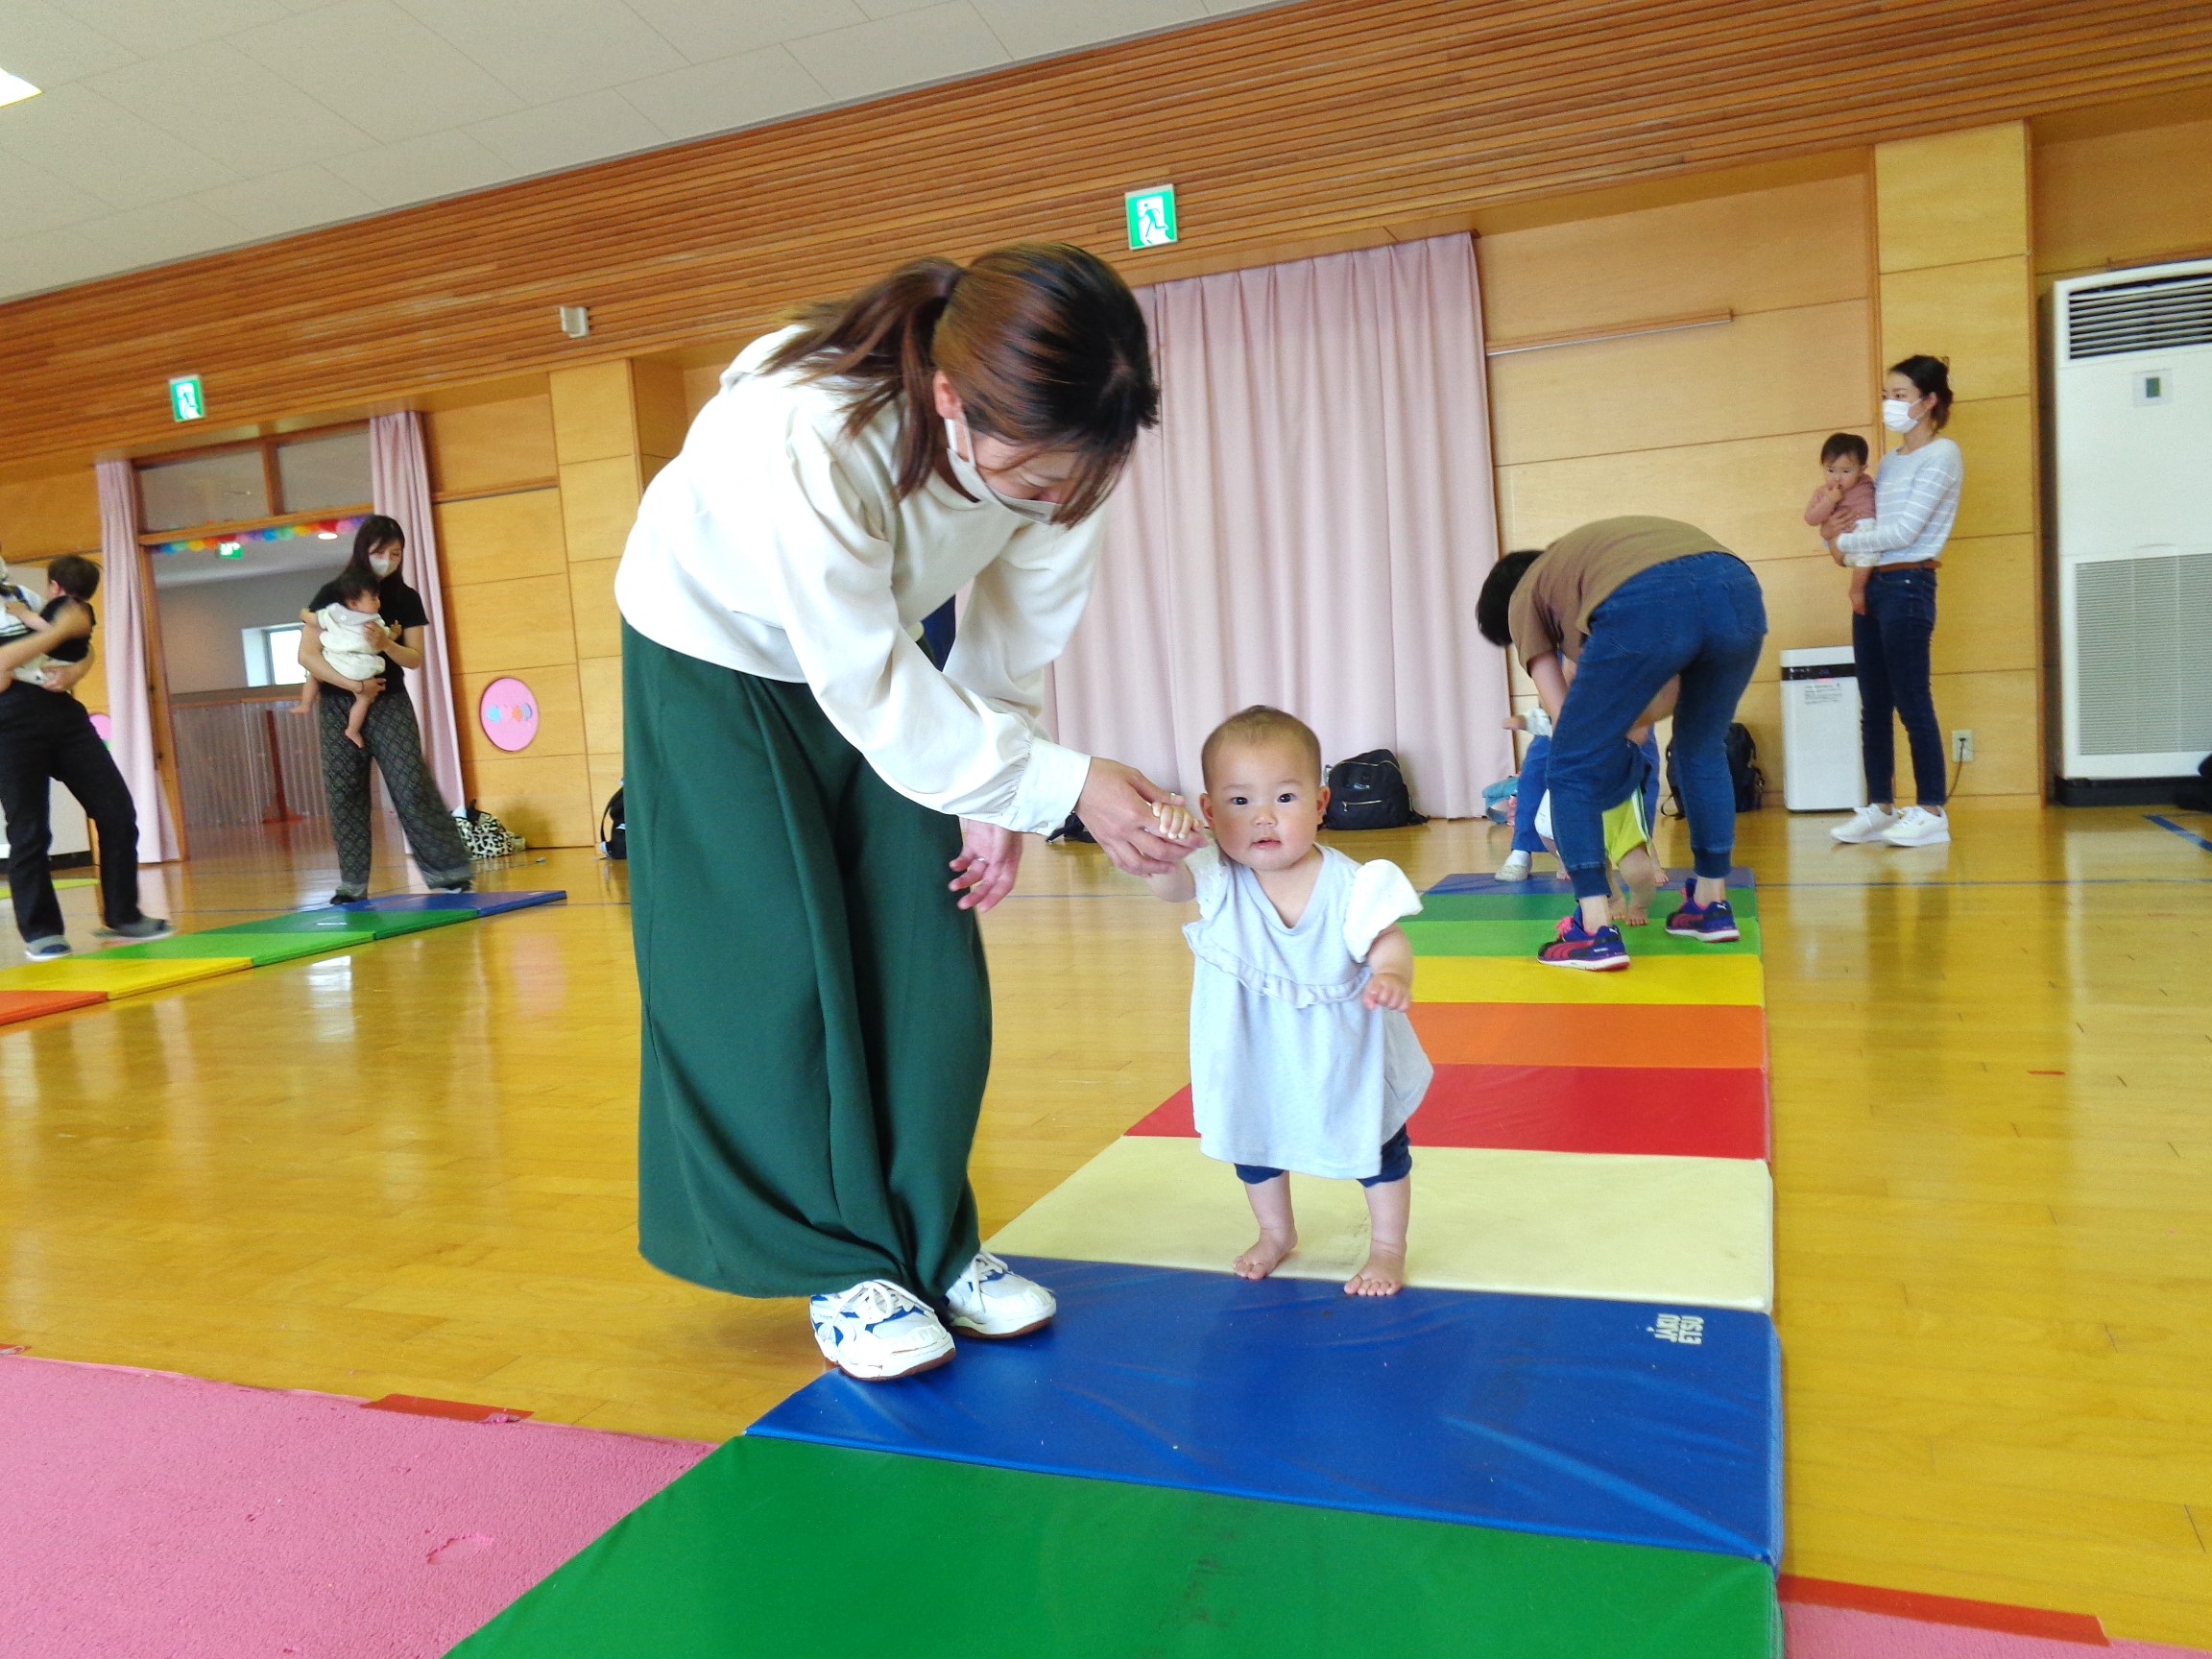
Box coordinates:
[1665,724,1766,816]
[601,786,626,860]
[1323,750,1427,831]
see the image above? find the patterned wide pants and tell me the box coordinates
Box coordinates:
[316,686,471,893]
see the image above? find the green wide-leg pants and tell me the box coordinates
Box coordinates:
[623,625,991,1300]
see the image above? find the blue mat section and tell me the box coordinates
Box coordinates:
[751,1258,1783,1565]
[1426,865,1756,897]
[342,889,566,916]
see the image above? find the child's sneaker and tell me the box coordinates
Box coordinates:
[1537,914,1628,970]
[1881,805,1951,847]
[1495,849,1532,881]
[1664,882,1741,943]
[1831,804,1899,843]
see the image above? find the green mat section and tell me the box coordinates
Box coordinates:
[449,1437,1779,1659]
[1406,916,1762,957]
[99,930,380,966]
[1419,886,1762,923]
[199,907,475,940]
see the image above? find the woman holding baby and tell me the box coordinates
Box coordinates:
[614,246,1192,1381]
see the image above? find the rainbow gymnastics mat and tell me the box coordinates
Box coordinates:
[451,867,1782,1656]
[0,890,566,1026]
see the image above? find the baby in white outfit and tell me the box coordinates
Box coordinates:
[1148,705,1431,1297]
[293,574,386,747]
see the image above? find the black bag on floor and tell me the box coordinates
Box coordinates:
[601,786,626,860]
[1046,812,1095,844]
[1323,750,1426,830]
[2177,755,2212,814]
[1665,723,1766,817]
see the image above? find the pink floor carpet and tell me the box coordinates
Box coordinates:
[1786,1603,2210,1657]
[0,1354,711,1658]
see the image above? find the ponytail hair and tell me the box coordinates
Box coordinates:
[1889,354,1955,429]
[765,244,1159,525]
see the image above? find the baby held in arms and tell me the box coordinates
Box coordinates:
[1147,706,1431,1296]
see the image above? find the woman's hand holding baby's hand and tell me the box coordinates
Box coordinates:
[1363,972,1412,1012]
[1078,759,1200,876]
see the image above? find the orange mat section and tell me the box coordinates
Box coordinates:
[0,988,108,1025]
[1408,1001,1767,1070]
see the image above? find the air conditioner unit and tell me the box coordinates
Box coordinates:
[2052,259,2212,795]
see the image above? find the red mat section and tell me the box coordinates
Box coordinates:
[0,988,108,1026]
[1408,1001,1768,1070]
[1129,1063,1768,1160]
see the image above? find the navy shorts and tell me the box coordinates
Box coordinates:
[1237,1124,1412,1188]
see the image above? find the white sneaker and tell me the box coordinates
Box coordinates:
[1881,805,1952,847]
[24,936,71,961]
[808,1280,955,1381]
[942,1251,1056,1339]
[1831,805,1900,844]
[1495,850,1532,881]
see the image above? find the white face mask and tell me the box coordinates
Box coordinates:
[1881,397,1921,434]
[944,416,1061,526]
[369,553,400,577]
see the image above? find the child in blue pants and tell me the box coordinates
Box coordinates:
[1477,517,1766,971]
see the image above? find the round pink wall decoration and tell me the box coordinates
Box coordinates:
[478,677,539,753]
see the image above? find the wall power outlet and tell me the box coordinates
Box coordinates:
[1951,730,1975,762]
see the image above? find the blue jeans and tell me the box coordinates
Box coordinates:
[1513,732,1661,856]
[1547,553,1767,902]
[1853,568,1945,806]
[1237,1125,1412,1188]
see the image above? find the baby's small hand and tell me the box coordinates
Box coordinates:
[1151,799,1198,842]
[1363,972,1412,1012]
[1501,714,1526,731]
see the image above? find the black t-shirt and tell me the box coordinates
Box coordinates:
[307,574,427,698]
[41,596,93,663]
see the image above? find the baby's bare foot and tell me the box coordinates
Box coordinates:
[1344,1244,1406,1296]
[1234,1229,1297,1280]
[1622,905,1649,926]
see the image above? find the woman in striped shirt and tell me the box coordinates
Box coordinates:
[1830,355,1963,850]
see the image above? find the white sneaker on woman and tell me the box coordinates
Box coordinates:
[1831,805,1900,844]
[1495,850,1532,881]
[808,1280,955,1381]
[942,1251,1056,1338]
[1881,805,1952,847]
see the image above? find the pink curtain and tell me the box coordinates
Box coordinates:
[1050,234,1509,817]
[94,460,181,862]
[370,413,466,808]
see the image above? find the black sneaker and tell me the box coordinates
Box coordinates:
[96,917,174,941]
[330,887,368,906]
[427,878,474,894]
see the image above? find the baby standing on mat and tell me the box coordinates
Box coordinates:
[294,570,387,748]
[1147,706,1431,1297]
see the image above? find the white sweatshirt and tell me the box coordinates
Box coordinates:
[615,329,1098,834]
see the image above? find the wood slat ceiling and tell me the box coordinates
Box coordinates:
[5,0,2211,466]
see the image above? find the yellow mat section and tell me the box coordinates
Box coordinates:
[989,1134,1773,1311]
[1415,953,1765,1006]
[0,956,253,996]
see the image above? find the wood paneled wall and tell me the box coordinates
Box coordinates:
[4,0,2211,467]
[2033,111,2212,280]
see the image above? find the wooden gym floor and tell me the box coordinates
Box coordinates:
[2,803,2210,1645]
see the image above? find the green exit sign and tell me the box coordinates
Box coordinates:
[1125,184,1177,251]
[168,374,204,422]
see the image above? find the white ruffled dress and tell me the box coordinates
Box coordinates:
[1183,844,1433,1181]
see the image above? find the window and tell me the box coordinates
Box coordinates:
[138,425,371,535]
[244,623,306,687]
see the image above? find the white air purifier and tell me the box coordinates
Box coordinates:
[1779,646,1864,811]
[2052,259,2212,794]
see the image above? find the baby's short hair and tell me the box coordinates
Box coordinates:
[46,554,100,602]
[1200,705,1323,789]
[334,568,381,605]
[1820,432,1869,466]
